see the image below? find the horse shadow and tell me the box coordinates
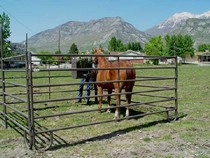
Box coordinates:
[96,99,145,119]
[107,104,145,119]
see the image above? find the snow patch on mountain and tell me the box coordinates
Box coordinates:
[158,11,210,29]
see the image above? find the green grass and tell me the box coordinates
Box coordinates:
[0,64,210,157]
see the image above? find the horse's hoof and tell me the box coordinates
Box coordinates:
[114,114,120,120]
[97,108,102,113]
[125,115,129,120]
[126,109,129,117]
[106,109,111,113]
[113,116,120,122]
[125,114,129,118]
[114,111,120,119]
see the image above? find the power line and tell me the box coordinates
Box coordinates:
[0,4,35,34]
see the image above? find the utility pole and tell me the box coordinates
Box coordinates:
[173,42,176,56]
[0,24,2,59]
[58,29,61,54]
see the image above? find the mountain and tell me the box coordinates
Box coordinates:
[146,11,210,36]
[170,18,210,47]
[27,17,150,53]
[145,11,210,47]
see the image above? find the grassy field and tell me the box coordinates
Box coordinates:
[0,64,210,158]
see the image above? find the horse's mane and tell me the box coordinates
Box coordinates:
[94,48,110,67]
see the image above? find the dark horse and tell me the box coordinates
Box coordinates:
[93,48,136,119]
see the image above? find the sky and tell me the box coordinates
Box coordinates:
[0,0,210,43]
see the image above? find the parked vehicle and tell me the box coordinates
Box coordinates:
[9,61,25,68]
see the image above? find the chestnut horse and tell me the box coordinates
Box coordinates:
[93,48,136,119]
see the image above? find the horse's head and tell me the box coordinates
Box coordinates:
[93,48,103,65]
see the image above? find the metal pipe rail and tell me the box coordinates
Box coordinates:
[0,49,178,150]
[35,108,176,135]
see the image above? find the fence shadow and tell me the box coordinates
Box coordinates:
[0,108,187,151]
[49,113,187,151]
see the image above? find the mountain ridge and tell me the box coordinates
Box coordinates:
[27,17,150,53]
[26,11,210,53]
[146,11,210,35]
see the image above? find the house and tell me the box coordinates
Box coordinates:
[109,50,145,64]
[10,43,41,66]
[31,56,41,66]
[185,51,210,63]
[198,52,210,62]
[159,56,183,64]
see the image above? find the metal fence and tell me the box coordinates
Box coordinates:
[0,29,178,151]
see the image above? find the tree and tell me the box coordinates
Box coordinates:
[144,36,164,56]
[164,34,194,60]
[37,51,55,64]
[198,44,209,52]
[69,43,79,54]
[182,34,194,58]
[164,34,177,56]
[127,42,142,51]
[0,12,13,58]
[108,36,142,52]
[55,50,61,54]
[116,39,125,51]
[108,37,117,51]
[144,36,164,65]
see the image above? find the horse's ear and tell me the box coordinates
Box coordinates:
[93,48,98,53]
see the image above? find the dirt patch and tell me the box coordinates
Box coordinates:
[1,124,210,158]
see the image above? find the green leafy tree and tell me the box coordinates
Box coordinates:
[0,12,13,57]
[69,43,79,54]
[127,42,132,50]
[144,36,164,56]
[38,51,55,64]
[164,34,194,60]
[108,36,117,51]
[135,42,142,51]
[116,39,125,51]
[164,34,175,56]
[144,36,164,65]
[182,34,194,58]
[127,42,142,51]
[108,36,143,52]
[55,50,61,54]
[198,44,209,52]
[108,36,142,52]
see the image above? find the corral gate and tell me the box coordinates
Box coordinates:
[0,28,178,150]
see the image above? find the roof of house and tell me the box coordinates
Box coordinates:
[195,52,205,56]
[195,51,210,56]
[110,50,145,56]
[200,52,210,56]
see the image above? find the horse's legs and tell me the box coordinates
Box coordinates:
[125,93,131,117]
[107,88,112,112]
[114,87,121,119]
[97,86,103,110]
[125,83,134,117]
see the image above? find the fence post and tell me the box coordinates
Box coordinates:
[0,24,8,128]
[174,56,178,120]
[25,33,35,149]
